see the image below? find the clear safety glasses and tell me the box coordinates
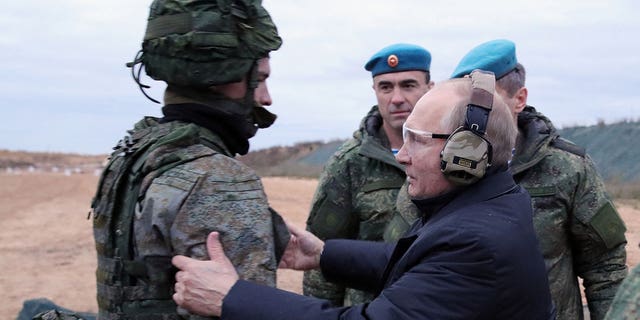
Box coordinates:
[402,123,450,146]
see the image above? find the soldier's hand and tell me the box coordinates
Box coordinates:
[172,232,238,317]
[279,219,324,271]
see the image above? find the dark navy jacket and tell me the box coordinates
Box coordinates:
[221,171,556,320]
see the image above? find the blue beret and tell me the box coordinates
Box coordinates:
[365,43,431,77]
[451,39,517,79]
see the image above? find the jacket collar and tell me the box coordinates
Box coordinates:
[407,170,518,233]
[357,106,405,171]
[440,170,517,215]
[510,106,558,174]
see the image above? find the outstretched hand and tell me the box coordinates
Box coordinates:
[278,220,325,270]
[172,232,238,317]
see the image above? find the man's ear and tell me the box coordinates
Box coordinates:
[427,80,435,90]
[514,87,528,113]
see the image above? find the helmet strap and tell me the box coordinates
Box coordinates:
[126,50,160,104]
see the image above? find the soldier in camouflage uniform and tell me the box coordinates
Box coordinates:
[386,39,628,320]
[303,44,433,306]
[605,262,640,319]
[89,1,289,319]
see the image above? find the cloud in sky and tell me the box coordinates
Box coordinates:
[1,0,638,154]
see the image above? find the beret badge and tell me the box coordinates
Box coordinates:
[387,54,399,68]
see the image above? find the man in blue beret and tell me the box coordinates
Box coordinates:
[405,38,625,320]
[303,43,434,306]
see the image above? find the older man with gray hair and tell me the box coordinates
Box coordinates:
[170,71,556,320]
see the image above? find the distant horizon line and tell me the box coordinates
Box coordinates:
[2,117,638,156]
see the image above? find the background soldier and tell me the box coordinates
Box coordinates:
[89,0,289,319]
[303,43,433,306]
[448,39,627,320]
[605,261,640,319]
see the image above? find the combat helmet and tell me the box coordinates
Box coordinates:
[128,0,282,99]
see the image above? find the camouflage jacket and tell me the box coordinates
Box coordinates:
[92,116,288,319]
[511,107,627,320]
[605,263,640,319]
[384,106,628,320]
[303,106,407,306]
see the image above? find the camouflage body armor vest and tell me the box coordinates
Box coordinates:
[91,117,222,319]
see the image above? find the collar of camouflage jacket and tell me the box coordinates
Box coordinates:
[356,106,405,171]
[510,106,559,175]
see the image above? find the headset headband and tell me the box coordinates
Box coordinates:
[465,70,495,135]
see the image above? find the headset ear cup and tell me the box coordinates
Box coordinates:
[440,69,496,185]
[440,127,490,186]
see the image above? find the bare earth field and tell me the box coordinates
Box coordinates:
[1,172,639,318]
[0,173,316,318]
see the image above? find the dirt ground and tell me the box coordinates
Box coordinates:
[0,172,638,318]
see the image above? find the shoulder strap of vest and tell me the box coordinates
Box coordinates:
[116,122,223,266]
[550,137,586,157]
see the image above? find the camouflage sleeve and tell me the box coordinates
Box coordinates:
[169,156,279,287]
[306,152,358,239]
[303,152,359,305]
[570,155,628,320]
[604,264,640,320]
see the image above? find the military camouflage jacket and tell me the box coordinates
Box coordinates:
[303,106,407,306]
[384,106,628,320]
[605,263,640,319]
[511,107,627,320]
[92,117,288,319]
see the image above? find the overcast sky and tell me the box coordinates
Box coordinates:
[1,0,638,154]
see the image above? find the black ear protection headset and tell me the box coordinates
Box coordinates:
[440,70,496,185]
